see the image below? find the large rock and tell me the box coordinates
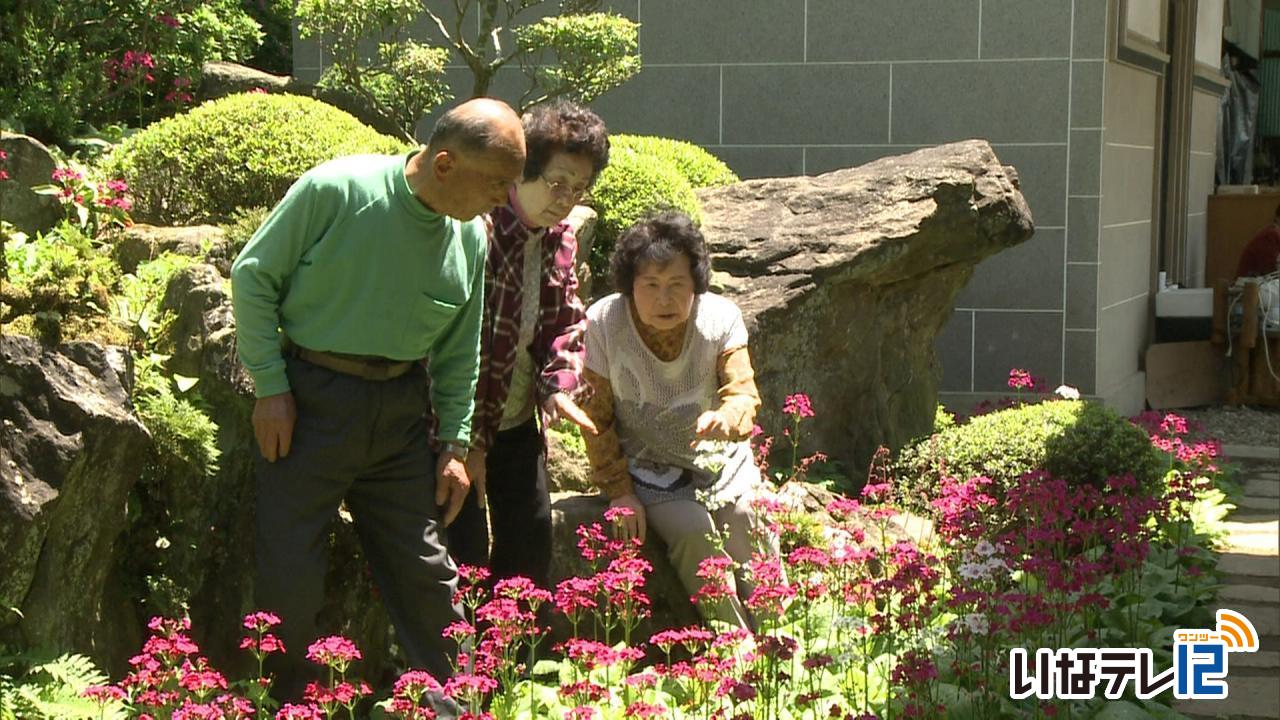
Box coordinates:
[0,132,62,237]
[0,337,151,667]
[700,140,1035,475]
[112,224,234,275]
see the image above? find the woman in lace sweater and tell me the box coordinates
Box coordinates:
[581,211,776,629]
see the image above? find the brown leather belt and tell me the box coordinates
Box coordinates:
[283,338,414,381]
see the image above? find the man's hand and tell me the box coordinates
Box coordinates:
[694,410,731,441]
[543,392,598,435]
[436,450,471,526]
[465,449,487,510]
[253,392,297,462]
[609,493,646,543]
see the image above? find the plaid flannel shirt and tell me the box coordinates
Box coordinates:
[469,200,588,451]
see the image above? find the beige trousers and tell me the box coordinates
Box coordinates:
[645,492,776,630]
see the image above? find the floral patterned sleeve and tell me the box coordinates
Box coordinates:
[716,345,760,439]
[580,367,634,499]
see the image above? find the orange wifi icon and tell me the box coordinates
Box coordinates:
[1216,610,1260,652]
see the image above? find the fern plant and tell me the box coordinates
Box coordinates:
[0,652,126,720]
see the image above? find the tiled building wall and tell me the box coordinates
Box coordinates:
[296,0,1112,409]
[1096,60,1158,412]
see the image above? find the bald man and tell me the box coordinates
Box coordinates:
[231,98,525,702]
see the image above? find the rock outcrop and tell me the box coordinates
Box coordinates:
[0,132,61,237]
[701,140,1034,476]
[0,337,151,668]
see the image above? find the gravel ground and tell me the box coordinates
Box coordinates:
[1177,405,1280,447]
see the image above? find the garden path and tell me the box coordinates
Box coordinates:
[1176,443,1280,720]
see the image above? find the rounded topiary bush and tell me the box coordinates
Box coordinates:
[587,148,700,279]
[897,399,1165,504]
[106,93,409,224]
[611,134,739,189]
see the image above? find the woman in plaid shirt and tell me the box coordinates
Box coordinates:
[448,101,608,591]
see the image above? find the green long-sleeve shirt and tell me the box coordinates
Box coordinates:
[230,151,486,444]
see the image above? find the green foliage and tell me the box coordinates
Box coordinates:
[241,0,295,74]
[112,252,197,353]
[134,359,221,477]
[897,399,1166,508]
[547,419,587,459]
[297,0,452,142]
[611,135,738,189]
[0,652,123,720]
[0,1,262,143]
[2,222,124,345]
[416,2,640,110]
[933,404,956,432]
[515,13,641,108]
[219,205,272,257]
[587,147,701,280]
[105,92,409,224]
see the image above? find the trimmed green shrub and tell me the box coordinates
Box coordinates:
[611,134,738,189]
[105,93,409,224]
[896,399,1166,506]
[587,148,699,280]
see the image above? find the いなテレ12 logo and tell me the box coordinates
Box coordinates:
[1009,609,1260,701]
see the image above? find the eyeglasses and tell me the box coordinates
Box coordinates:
[540,175,589,203]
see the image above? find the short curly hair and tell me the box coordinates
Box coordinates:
[610,211,711,296]
[521,101,610,184]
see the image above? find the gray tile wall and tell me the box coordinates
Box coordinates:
[295,0,1119,406]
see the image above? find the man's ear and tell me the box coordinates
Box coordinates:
[432,150,455,182]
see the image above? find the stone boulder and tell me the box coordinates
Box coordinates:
[700,140,1034,476]
[112,224,235,276]
[0,337,152,668]
[0,132,62,237]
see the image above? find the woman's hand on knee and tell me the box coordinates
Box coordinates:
[608,493,646,543]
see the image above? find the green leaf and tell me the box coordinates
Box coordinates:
[173,374,199,393]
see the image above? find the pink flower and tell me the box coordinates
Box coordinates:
[624,701,668,718]
[603,505,635,522]
[1007,368,1034,390]
[394,669,443,700]
[782,393,815,418]
[305,635,362,669]
[277,704,324,720]
[82,685,127,703]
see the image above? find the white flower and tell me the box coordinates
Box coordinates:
[963,613,990,635]
[974,540,997,557]
[692,440,731,475]
[1053,384,1081,400]
[982,557,1006,574]
[822,526,852,549]
[958,562,988,581]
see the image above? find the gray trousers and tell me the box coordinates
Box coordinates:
[255,357,461,700]
[645,492,773,630]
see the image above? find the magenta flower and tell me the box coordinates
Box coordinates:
[782,393,815,418]
[305,635,362,671]
[277,703,325,720]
